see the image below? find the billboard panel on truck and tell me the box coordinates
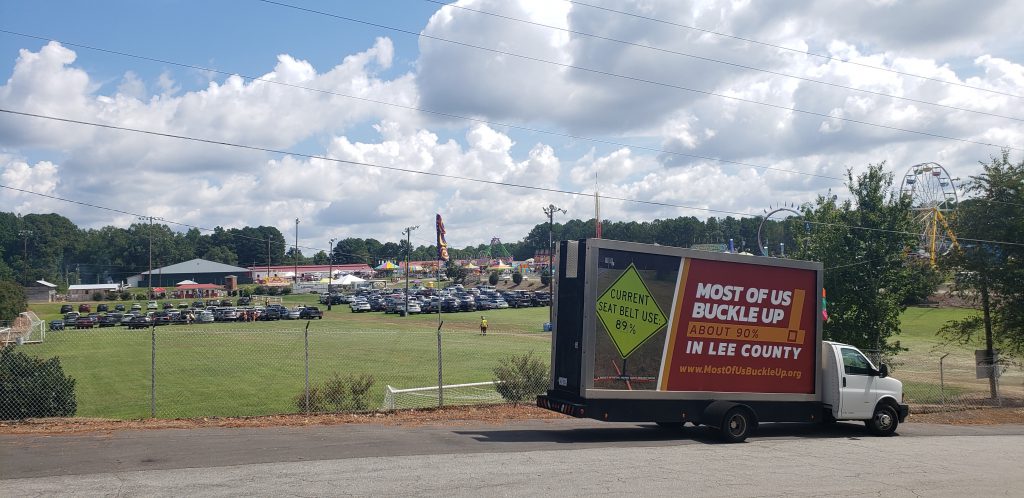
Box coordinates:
[586,241,820,397]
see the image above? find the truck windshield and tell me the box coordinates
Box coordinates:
[841,348,874,376]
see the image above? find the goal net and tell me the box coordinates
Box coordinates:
[1,311,46,346]
[381,381,505,411]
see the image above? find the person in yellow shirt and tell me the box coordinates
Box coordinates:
[480,316,488,336]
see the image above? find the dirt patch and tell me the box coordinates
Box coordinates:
[4,404,1024,435]
[0,404,569,435]
[909,407,1024,425]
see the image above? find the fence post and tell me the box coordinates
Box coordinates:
[939,353,949,408]
[150,323,156,418]
[437,324,443,407]
[304,322,310,413]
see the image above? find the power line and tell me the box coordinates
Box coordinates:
[564,0,1024,101]
[421,0,1024,124]
[4,32,1021,211]
[254,0,1024,152]
[0,28,840,181]
[3,108,1023,249]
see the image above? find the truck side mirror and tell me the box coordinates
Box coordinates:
[877,364,889,378]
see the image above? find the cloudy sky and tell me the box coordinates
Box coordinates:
[1,0,1022,252]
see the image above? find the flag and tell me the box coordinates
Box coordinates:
[821,287,829,323]
[436,214,449,261]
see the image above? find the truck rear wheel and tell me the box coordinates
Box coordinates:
[720,407,753,443]
[866,404,898,436]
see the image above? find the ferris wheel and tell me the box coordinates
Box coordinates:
[900,162,959,265]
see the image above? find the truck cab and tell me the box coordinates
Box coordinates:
[822,341,908,435]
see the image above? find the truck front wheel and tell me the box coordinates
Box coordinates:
[720,407,753,443]
[866,404,899,436]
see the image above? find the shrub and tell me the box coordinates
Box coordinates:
[493,351,549,405]
[488,272,499,285]
[322,373,348,412]
[0,345,77,420]
[540,270,551,286]
[512,272,523,285]
[293,385,325,413]
[0,281,27,322]
[119,291,132,301]
[266,286,280,296]
[294,373,375,413]
[91,292,103,301]
[281,286,292,295]
[347,374,375,411]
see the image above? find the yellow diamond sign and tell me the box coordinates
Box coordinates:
[596,264,668,358]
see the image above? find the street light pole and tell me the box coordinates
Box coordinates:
[18,228,33,285]
[542,204,566,323]
[403,225,419,315]
[327,238,335,311]
[138,216,154,298]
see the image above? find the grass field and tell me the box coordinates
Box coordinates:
[20,297,994,419]
[25,299,553,419]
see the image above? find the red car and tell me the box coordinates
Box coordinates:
[75,316,97,329]
[78,303,92,313]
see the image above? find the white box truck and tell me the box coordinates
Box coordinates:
[537,239,908,442]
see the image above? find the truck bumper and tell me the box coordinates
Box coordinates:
[537,395,588,418]
[898,403,910,422]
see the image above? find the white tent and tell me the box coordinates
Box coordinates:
[337,274,366,285]
[176,279,198,285]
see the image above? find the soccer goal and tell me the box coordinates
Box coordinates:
[0,311,45,346]
[381,381,505,411]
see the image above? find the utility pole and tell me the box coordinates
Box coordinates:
[327,238,336,311]
[542,204,565,324]
[266,236,272,285]
[139,216,154,298]
[18,228,33,285]
[402,225,419,315]
[294,218,300,287]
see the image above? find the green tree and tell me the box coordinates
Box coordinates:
[793,164,917,356]
[446,265,469,284]
[939,151,1024,397]
[0,281,27,322]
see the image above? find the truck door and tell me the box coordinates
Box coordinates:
[838,347,876,419]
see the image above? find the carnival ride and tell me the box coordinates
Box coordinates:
[900,162,959,265]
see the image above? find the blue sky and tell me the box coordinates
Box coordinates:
[1,1,1022,251]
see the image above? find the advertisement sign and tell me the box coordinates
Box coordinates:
[658,258,817,394]
[589,246,818,395]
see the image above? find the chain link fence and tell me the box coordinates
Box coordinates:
[6,319,1023,420]
[1,322,551,420]
[885,350,1024,413]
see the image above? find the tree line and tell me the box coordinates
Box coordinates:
[2,154,1022,363]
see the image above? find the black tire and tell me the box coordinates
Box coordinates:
[720,407,753,443]
[866,404,899,436]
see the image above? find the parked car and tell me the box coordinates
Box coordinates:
[64,312,80,326]
[121,313,138,326]
[49,319,65,331]
[162,302,174,310]
[178,302,190,309]
[75,316,97,329]
[350,299,370,313]
[197,310,215,323]
[146,301,158,310]
[131,303,142,311]
[127,316,150,329]
[97,303,109,312]
[300,306,323,319]
[78,303,92,313]
[259,309,282,321]
[99,314,121,327]
[286,308,303,320]
[60,304,73,314]
[114,304,126,312]
[237,297,251,306]
[405,302,421,314]
[493,299,509,309]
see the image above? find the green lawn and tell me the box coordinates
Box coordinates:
[21,297,983,419]
[25,300,552,419]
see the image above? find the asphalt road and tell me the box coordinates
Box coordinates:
[3,420,1024,496]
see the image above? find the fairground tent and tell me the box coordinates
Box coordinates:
[337,274,365,285]
[375,261,399,270]
[176,279,198,285]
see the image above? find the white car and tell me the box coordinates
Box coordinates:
[287,308,303,319]
[406,302,422,314]
[146,301,158,310]
[494,299,509,309]
[350,299,370,313]
[197,311,215,323]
